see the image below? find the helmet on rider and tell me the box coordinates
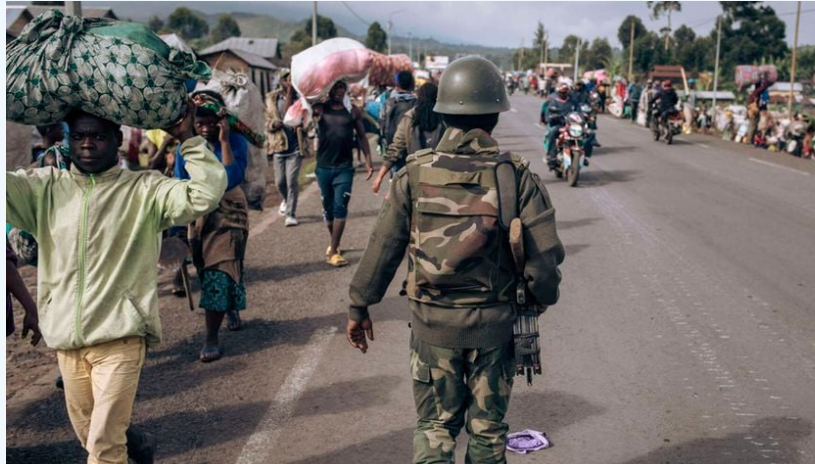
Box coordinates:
[662,80,673,89]
[556,82,570,97]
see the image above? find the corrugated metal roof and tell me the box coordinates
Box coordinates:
[200,37,279,60]
[204,49,277,71]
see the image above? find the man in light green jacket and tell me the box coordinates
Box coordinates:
[6,105,227,464]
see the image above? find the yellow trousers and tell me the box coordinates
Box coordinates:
[57,336,146,464]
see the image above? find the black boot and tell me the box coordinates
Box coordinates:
[126,426,156,464]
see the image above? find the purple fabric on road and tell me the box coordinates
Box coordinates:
[506,429,550,454]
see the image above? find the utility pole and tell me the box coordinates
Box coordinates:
[712,15,722,111]
[789,1,801,117]
[542,36,548,77]
[574,38,581,82]
[312,1,318,46]
[388,20,393,55]
[518,38,524,72]
[387,10,405,56]
[67,1,82,17]
[628,17,635,82]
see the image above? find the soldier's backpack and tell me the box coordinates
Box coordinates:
[404,148,520,308]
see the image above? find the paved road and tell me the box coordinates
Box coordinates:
[7,94,815,464]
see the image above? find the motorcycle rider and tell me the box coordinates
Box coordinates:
[657,80,679,127]
[545,82,578,170]
[572,80,591,106]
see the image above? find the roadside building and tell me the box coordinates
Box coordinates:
[199,38,282,96]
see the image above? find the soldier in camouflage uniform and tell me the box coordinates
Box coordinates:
[347,56,565,464]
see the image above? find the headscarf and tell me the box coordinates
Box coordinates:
[191,92,266,148]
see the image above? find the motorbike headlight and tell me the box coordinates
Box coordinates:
[569,125,584,137]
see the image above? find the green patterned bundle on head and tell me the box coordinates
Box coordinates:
[6,9,210,129]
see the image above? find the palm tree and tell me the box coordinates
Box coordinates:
[647,1,682,51]
[604,55,624,80]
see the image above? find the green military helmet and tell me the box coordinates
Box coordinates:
[434,56,511,115]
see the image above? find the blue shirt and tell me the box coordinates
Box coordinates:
[175,132,247,191]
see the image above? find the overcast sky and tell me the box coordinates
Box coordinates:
[87,1,815,49]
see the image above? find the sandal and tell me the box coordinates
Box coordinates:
[199,346,222,363]
[226,310,242,331]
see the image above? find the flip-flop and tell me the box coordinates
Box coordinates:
[199,346,222,363]
[226,310,242,331]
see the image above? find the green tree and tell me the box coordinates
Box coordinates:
[365,21,387,53]
[147,16,164,33]
[585,38,613,70]
[672,25,713,73]
[718,1,786,74]
[284,15,338,56]
[558,35,588,68]
[211,14,241,44]
[166,7,209,41]
[632,31,671,75]
[618,15,648,48]
[306,15,338,44]
[647,1,682,50]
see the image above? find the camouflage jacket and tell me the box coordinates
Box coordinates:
[349,128,564,348]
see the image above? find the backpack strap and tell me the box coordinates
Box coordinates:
[494,152,519,231]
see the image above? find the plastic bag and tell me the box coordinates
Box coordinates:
[284,38,372,125]
[196,70,269,210]
[6,9,210,129]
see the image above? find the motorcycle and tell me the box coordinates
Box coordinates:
[545,112,588,187]
[652,108,682,144]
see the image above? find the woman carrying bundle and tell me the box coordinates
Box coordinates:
[175,90,249,362]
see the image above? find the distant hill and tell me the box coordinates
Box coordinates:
[205,11,360,42]
[118,4,520,69]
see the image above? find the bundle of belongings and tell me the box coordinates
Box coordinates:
[7,9,210,129]
[282,38,414,127]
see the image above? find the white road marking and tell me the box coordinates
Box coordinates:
[696,143,711,149]
[510,108,518,113]
[235,326,338,464]
[748,158,811,176]
[534,123,545,130]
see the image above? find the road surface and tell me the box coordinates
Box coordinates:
[7,94,815,464]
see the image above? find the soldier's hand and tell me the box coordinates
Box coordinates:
[347,318,374,354]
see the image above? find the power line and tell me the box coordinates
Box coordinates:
[341,1,370,27]
[689,8,815,31]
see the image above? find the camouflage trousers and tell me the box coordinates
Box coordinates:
[410,335,515,464]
